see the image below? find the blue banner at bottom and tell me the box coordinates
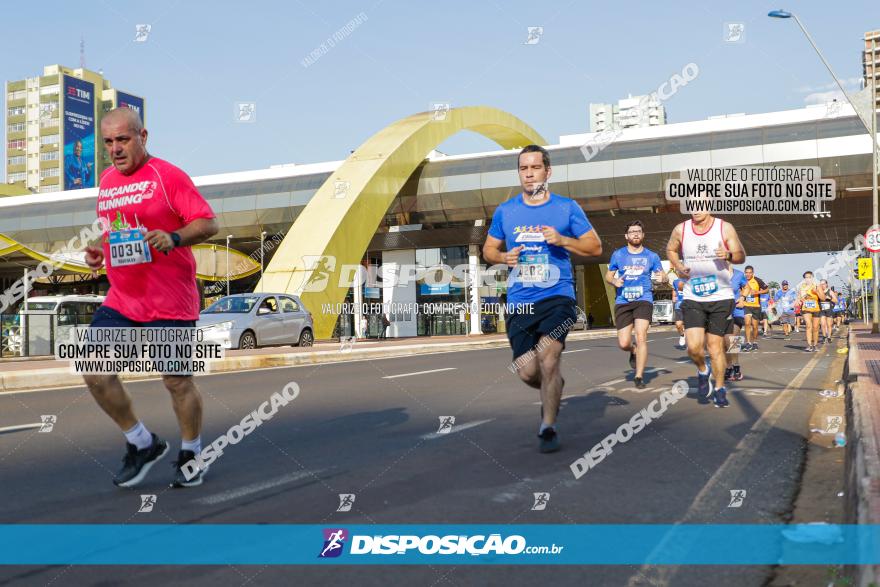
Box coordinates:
[0,525,877,565]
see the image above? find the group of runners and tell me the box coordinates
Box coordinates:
[79,126,850,483]
[486,144,850,453]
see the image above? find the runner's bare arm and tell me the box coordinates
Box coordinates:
[666,223,687,274]
[604,268,623,287]
[543,226,602,257]
[145,218,219,252]
[721,222,746,264]
[482,236,522,267]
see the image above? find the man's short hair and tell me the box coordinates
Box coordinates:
[625,220,644,233]
[745,265,754,271]
[518,145,550,168]
[803,271,813,278]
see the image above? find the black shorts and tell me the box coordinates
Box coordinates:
[820,309,835,318]
[614,301,653,329]
[744,306,762,320]
[674,308,683,323]
[506,296,577,360]
[733,315,745,329]
[680,299,735,337]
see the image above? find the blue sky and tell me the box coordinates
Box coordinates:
[2,0,875,285]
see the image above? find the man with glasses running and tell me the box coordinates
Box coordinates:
[605,220,665,389]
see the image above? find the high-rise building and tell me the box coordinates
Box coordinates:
[589,94,666,133]
[864,30,880,109]
[4,64,145,195]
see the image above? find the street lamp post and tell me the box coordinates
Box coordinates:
[769,10,880,332]
[225,235,232,297]
[259,231,267,292]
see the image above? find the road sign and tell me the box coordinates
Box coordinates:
[867,228,880,253]
[858,258,874,280]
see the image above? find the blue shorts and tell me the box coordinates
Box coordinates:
[90,305,196,329]
[89,305,197,376]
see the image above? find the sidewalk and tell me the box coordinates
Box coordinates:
[845,323,880,586]
[0,326,652,393]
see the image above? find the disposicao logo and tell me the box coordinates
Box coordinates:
[319,528,348,558]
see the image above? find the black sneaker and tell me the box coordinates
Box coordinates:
[732,365,743,381]
[634,376,646,389]
[538,428,560,453]
[629,351,636,370]
[113,434,169,488]
[724,367,733,381]
[171,450,208,488]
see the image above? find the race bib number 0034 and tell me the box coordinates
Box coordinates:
[108,229,152,267]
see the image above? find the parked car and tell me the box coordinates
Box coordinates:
[197,293,314,350]
[652,300,674,324]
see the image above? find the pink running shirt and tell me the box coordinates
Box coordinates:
[96,157,215,321]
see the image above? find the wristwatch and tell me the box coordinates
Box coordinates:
[170,232,182,248]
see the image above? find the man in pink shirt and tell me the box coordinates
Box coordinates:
[83,107,218,488]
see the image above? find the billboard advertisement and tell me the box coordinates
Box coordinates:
[115,91,145,124]
[62,75,96,190]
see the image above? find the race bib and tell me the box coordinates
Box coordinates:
[691,275,718,297]
[519,253,549,283]
[820,302,832,310]
[108,229,152,267]
[622,286,644,301]
[745,295,755,303]
[803,299,818,311]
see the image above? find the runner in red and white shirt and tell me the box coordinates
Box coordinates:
[83,107,219,489]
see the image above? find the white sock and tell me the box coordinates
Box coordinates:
[123,421,153,450]
[539,422,555,434]
[698,367,709,376]
[181,436,202,455]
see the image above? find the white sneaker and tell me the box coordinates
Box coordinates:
[678,336,686,347]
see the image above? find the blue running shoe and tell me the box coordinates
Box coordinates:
[538,427,561,453]
[714,386,730,408]
[697,370,713,404]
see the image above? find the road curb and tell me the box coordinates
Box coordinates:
[845,327,880,586]
[0,326,673,393]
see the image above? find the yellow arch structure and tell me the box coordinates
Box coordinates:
[257,106,546,339]
[0,233,258,282]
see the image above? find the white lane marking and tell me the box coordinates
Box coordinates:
[420,419,494,440]
[381,368,458,379]
[562,348,590,354]
[676,359,691,364]
[0,423,42,433]
[625,350,822,587]
[598,378,626,386]
[195,470,322,505]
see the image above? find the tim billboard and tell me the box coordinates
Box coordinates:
[116,91,145,124]
[62,75,96,190]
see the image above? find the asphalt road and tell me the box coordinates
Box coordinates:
[0,328,846,586]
